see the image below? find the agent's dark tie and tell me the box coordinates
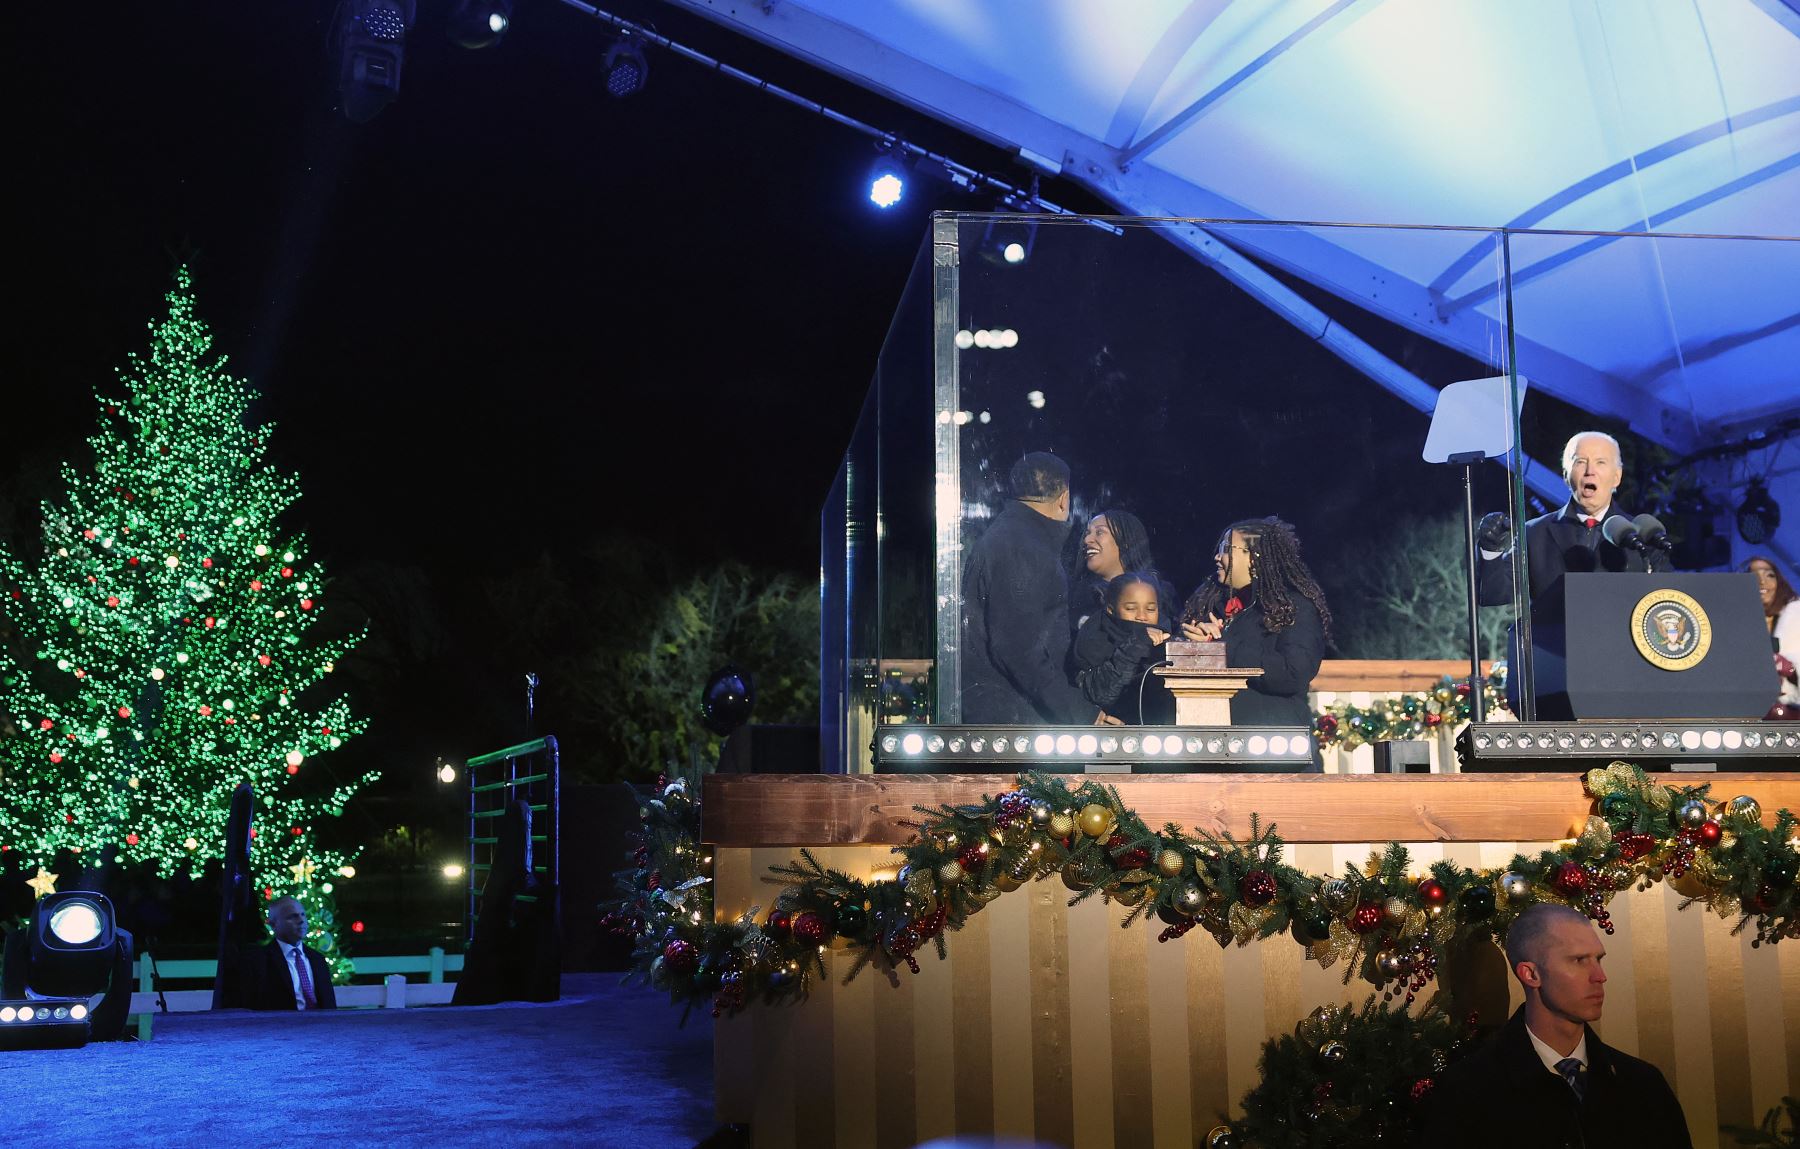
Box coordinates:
[292,946,317,1008]
[1556,1057,1586,1102]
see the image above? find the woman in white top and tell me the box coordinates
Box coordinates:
[1746,555,1800,706]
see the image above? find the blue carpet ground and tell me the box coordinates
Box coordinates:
[0,973,716,1148]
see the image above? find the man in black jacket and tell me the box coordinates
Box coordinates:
[1476,431,1655,715]
[1411,904,1690,1148]
[960,452,1106,725]
[235,896,337,1011]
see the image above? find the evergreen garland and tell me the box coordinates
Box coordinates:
[601,763,1799,1020]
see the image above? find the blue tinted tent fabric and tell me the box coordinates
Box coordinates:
[669,0,1800,459]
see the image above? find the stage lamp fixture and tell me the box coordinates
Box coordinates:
[868,155,908,210]
[331,0,416,123]
[1736,478,1780,545]
[447,0,512,49]
[0,890,134,1046]
[602,34,649,99]
[875,725,1315,773]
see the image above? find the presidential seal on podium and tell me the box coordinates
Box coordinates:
[1631,588,1711,671]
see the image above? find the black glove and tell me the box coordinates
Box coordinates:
[1477,512,1512,552]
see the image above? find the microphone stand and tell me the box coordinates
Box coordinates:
[1448,450,1487,723]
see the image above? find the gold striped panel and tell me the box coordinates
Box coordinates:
[712,843,1793,1149]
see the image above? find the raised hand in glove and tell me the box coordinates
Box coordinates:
[1477,511,1512,552]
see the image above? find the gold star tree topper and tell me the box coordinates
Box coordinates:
[26,867,59,899]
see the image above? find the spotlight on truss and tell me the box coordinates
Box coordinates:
[602,34,650,99]
[330,0,416,123]
[867,155,908,210]
[1737,477,1780,545]
[447,0,512,49]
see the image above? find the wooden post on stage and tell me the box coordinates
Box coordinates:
[1153,641,1260,725]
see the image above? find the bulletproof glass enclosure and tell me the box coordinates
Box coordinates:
[820,214,1800,774]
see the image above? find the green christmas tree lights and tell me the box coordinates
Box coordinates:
[0,268,376,974]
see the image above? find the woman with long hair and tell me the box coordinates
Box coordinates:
[1745,555,1799,707]
[1070,508,1170,628]
[1181,516,1332,768]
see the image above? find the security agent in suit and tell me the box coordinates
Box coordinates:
[1476,431,1654,714]
[1410,904,1690,1149]
[240,896,337,1010]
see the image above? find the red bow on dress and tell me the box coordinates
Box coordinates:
[1223,596,1246,618]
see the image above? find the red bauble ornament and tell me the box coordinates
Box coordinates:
[204,617,216,629]
[1550,861,1590,897]
[291,826,303,836]
[958,843,987,872]
[1454,683,1472,697]
[281,567,294,578]
[1410,1077,1435,1102]
[662,939,698,977]
[258,654,271,666]
[128,557,139,566]
[301,598,314,610]
[202,558,213,569]
[1351,902,1385,933]
[249,580,263,592]
[39,719,52,730]
[1424,712,1444,727]
[1697,820,1723,847]
[117,706,131,719]
[351,921,364,933]
[1241,869,1277,906]
[286,764,299,775]
[198,705,213,716]
[83,529,96,540]
[1617,833,1656,862]
[1315,714,1340,737]
[106,596,120,607]
[125,833,139,846]
[765,910,792,939]
[48,752,63,764]
[1418,879,1449,907]
[791,911,831,946]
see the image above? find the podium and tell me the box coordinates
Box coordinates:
[1530,572,1770,719]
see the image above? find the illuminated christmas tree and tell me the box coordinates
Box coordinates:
[0,268,376,975]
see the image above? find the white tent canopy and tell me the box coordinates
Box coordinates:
[673,0,1800,462]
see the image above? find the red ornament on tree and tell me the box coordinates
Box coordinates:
[662,939,698,977]
[1697,820,1723,847]
[765,910,792,939]
[286,764,299,775]
[1315,713,1339,738]
[1410,1077,1435,1102]
[117,706,131,719]
[128,557,139,567]
[791,911,831,945]
[39,719,52,730]
[1350,902,1385,933]
[1550,861,1590,897]
[198,705,213,716]
[281,567,294,578]
[1424,711,1444,727]
[48,752,63,764]
[258,654,272,666]
[202,558,213,569]
[1616,833,1656,862]
[300,598,314,611]
[204,617,216,629]
[249,580,263,592]
[1418,879,1449,907]
[125,833,139,846]
[1241,869,1277,906]
[106,596,120,607]
[351,921,364,933]
[958,843,987,872]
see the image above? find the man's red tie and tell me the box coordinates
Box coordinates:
[1584,517,1598,529]
[292,946,317,1008]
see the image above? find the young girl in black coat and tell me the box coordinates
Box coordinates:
[1073,572,1175,724]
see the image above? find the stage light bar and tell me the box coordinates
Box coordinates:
[1457,721,1800,771]
[0,998,92,1051]
[874,726,1315,772]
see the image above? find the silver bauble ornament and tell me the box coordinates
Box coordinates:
[1028,800,1053,826]
[1677,799,1708,827]
[1499,871,1531,902]
[1175,881,1206,915]
[1319,1039,1348,1065]
[1320,879,1354,913]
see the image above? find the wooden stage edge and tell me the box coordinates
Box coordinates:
[702,772,1800,847]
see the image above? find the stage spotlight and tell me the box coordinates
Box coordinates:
[330,0,416,123]
[868,155,908,210]
[0,891,133,1046]
[602,34,649,99]
[978,216,1038,266]
[1737,478,1780,544]
[447,0,511,49]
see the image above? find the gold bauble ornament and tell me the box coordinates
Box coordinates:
[938,860,964,884]
[1668,865,1712,899]
[1156,848,1186,877]
[1113,882,1148,906]
[1204,1126,1239,1149]
[1048,811,1075,838]
[1320,879,1354,913]
[1061,864,1092,892]
[993,871,1021,892]
[1384,896,1409,923]
[1319,1039,1348,1065]
[1723,795,1762,830]
[1077,803,1115,838]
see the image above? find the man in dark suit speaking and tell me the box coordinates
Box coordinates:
[1477,431,1655,714]
[1411,904,1690,1148]
[240,896,337,1011]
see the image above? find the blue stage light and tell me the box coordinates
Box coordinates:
[867,157,907,209]
[448,0,511,49]
[603,36,649,99]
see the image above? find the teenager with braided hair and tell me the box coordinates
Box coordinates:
[1180,517,1331,769]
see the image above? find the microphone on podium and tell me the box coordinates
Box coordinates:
[1601,515,1643,550]
[1632,513,1672,549]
